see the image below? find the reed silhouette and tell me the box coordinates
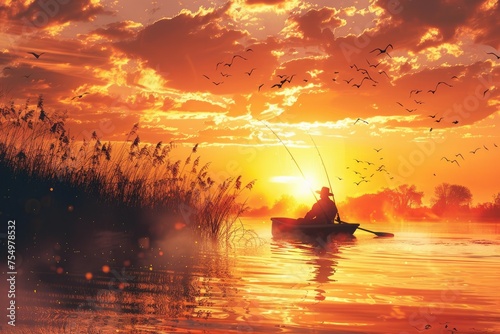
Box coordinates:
[0,95,255,253]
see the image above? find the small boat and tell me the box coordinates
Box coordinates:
[271,217,359,239]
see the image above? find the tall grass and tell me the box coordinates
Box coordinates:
[0,95,255,244]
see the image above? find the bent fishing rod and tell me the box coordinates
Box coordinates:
[308,134,334,200]
[259,120,318,202]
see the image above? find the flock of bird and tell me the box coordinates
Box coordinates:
[8,51,91,101]
[4,44,498,186]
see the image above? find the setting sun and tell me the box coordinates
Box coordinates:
[1,1,499,333]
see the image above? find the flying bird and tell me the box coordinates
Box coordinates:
[378,70,390,79]
[245,68,256,76]
[212,81,223,85]
[366,59,382,68]
[71,92,90,100]
[406,108,416,113]
[352,77,369,88]
[483,88,490,97]
[258,83,264,91]
[428,113,437,118]
[455,153,464,160]
[27,51,45,59]
[409,89,422,97]
[354,180,368,185]
[354,118,369,125]
[343,78,354,84]
[486,51,500,59]
[215,61,224,70]
[435,117,444,122]
[370,44,393,57]
[470,147,480,154]
[224,54,247,67]
[203,74,210,80]
[452,120,459,124]
[374,148,382,152]
[429,81,452,94]
[450,159,460,167]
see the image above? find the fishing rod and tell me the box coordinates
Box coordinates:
[308,134,333,201]
[259,120,318,202]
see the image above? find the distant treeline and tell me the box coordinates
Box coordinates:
[244,184,500,222]
[340,184,500,222]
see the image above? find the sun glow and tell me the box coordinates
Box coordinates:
[270,175,319,202]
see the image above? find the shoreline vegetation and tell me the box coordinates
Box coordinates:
[0,96,256,268]
[243,185,500,223]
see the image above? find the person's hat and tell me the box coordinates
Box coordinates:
[316,186,333,197]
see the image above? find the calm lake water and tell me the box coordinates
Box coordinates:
[5,219,500,334]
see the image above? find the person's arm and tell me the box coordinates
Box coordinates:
[304,202,318,220]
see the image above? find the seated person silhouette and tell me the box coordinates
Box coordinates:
[303,187,341,224]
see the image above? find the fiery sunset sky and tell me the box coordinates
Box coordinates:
[1,0,499,207]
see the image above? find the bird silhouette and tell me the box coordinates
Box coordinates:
[215,61,224,70]
[271,82,284,88]
[354,180,368,185]
[245,68,256,76]
[27,52,45,59]
[374,148,382,152]
[343,78,354,84]
[203,74,210,80]
[429,113,437,118]
[352,77,369,88]
[483,89,490,97]
[378,70,390,79]
[406,108,416,113]
[337,176,343,181]
[366,59,381,68]
[455,153,464,160]
[354,118,369,125]
[224,54,247,67]
[258,83,264,91]
[414,100,424,104]
[71,92,90,100]
[441,157,450,162]
[212,81,223,85]
[452,120,459,124]
[409,89,422,97]
[483,144,489,151]
[435,117,444,122]
[429,81,452,94]
[370,44,393,57]
[486,51,500,59]
[470,148,480,154]
[450,159,460,167]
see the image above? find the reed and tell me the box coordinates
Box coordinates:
[0,95,255,245]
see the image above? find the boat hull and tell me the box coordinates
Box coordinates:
[271,217,358,239]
